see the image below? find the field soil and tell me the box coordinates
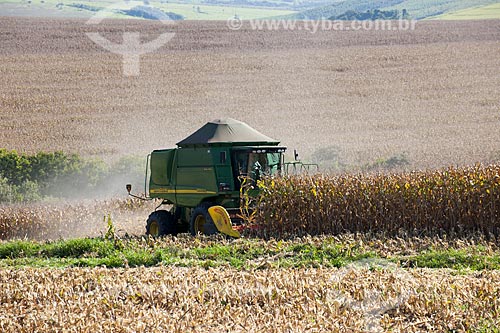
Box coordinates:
[0,17,499,170]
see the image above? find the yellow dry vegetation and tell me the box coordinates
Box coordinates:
[0,199,155,240]
[256,164,500,237]
[0,266,498,332]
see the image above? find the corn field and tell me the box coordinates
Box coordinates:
[255,164,500,237]
[1,18,499,170]
[0,266,498,332]
[2,165,500,241]
[0,199,155,240]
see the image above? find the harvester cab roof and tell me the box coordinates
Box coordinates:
[176,118,279,147]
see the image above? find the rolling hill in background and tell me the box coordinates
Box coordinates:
[0,0,499,20]
[431,2,500,20]
[0,0,296,20]
[287,0,500,20]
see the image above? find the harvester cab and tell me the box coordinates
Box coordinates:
[128,118,287,238]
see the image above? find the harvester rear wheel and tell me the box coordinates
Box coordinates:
[146,210,176,237]
[190,204,218,236]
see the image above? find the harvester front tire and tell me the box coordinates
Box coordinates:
[146,210,176,237]
[190,204,218,236]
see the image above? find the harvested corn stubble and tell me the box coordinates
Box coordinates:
[0,267,498,332]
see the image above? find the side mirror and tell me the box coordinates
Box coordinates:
[126,184,132,194]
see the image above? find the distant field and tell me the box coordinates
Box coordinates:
[153,2,296,20]
[3,0,500,20]
[0,0,296,19]
[0,18,499,170]
[431,3,500,20]
[285,0,500,20]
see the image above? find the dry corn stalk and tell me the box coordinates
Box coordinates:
[0,266,498,332]
[256,164,500,237]
[0,199,155,240]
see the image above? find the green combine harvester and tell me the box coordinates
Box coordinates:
[127,118,316,238]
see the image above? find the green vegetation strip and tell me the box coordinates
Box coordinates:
[0,235,499,270]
